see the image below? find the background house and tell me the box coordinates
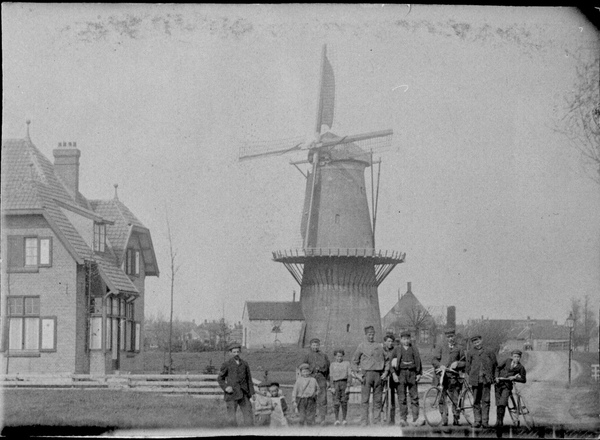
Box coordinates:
[1,129,158,374]
[242,301,305,349]
[381,282,435,344]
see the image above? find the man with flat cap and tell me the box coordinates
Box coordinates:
[494,349,527,427]
[352,325,389,426]
[465,335,497,428]
[302,337,330,425]
[431,328,466,426]
[218,341,255,427]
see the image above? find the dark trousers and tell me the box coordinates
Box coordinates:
[397,369,419,422]
[387,377,398,423]
[297,396,317,425]
[332,379,349,421]
[494,384,511,426]
[225,396,254,427]
[361,370,383,425]
[472,383,492,425]
[439,375,461,423]
[315,373,328,422]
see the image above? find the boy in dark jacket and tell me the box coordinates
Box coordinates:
[494,349,527,427]
[391,330,423,426]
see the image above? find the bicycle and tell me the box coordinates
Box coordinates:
[501,379,534,429]
[424,368,475,427]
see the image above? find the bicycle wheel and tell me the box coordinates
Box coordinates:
[517,395,535,429]
[424,387,444,427]
[506,393,520,427]
[459,388,475,426]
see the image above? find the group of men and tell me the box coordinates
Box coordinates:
[216,326,527,428]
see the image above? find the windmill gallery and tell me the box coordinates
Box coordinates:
[239,46,405,349]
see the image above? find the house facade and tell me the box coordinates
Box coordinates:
[242,301,305,349]
[1,131,158,374]
[381,282,435,343]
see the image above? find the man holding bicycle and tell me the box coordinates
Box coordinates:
[494,349,527,427]
[466,335,497,428]
[431,328,466,426]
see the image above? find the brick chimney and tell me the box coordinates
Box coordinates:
[53,141,80,198]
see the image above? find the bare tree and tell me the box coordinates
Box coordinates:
[166,210,181,374]
[555,51,600,184]
[402,304,433,343]
[571,295,599,351]
[463,320,513,354]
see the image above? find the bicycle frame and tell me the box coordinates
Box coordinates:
[424,368,475,427]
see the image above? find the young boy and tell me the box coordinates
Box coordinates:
[253,382,274,426]
[268,382,289,428]
[391,330,423,427]
[494,349,527,427]
[383,334,397,425]
[292,363,320,426]
[328,349,353,426]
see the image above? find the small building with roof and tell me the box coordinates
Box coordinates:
[242,301,305,349]
[381,282,435,344]
[1,123,158,374]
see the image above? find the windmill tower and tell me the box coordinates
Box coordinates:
[239,45,405,348]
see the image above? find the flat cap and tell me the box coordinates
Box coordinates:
[309,338,320,344]
[364,325,375,334]
[470,335,482,341]
[511,349,523,356]
[299,363,310,370]
[400,330,411,338]
[228,341,242,351]
[444,328,456,336]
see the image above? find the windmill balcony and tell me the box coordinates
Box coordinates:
[272,248,405,262]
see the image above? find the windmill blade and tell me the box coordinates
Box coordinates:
[238,135,308,161]
[314,44,336,136]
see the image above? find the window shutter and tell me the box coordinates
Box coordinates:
[7,236,24,270]
[0,318,8,352]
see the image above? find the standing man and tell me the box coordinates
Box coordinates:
[465,335,497,428]
[494,349,527,428]
[431,328,466,426]
[383,334,397,425]
[352,325,389,426]
[217,341,255,427]
[302,338,330,425]
[391,330,423,426]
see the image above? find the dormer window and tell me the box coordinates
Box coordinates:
[94,223,106,252]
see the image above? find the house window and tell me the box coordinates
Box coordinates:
[335,214,340,224]
[103,295,137,352]
[125,249,140,276]
[25,238,38,266]
[7,236,52,271]
[5,296,56,353]
[346,324,350,332]
[94,223,106,252]
[89,297,103,350]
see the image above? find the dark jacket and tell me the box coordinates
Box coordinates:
[302,350,330,379]
[217,357,255,401]
[431,343,466,387]
[391,344,422,375]
[466,346,497,386]
[495,358,526,391]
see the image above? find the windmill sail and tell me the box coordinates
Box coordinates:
[316,46,336,132]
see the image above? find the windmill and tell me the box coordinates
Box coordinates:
[239,45,405,348]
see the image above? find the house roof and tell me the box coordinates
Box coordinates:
[244,302,305,321]
[507,324,570,341]
[2,136,156,294]
[382,288,432,329]
[90,199,159,276]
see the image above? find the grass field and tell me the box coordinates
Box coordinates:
[1,388,229,434]
[572,351,600,386]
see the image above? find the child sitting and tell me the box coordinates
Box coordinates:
[253,382,274,426]
[292,363,320,426]
[268,382,289,427]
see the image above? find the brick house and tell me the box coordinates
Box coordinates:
[1,128,158,374]
[381,282,434,343]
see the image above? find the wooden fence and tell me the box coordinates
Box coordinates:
[0,366,434,400]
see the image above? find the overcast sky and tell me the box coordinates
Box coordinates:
[3,4,599,326]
